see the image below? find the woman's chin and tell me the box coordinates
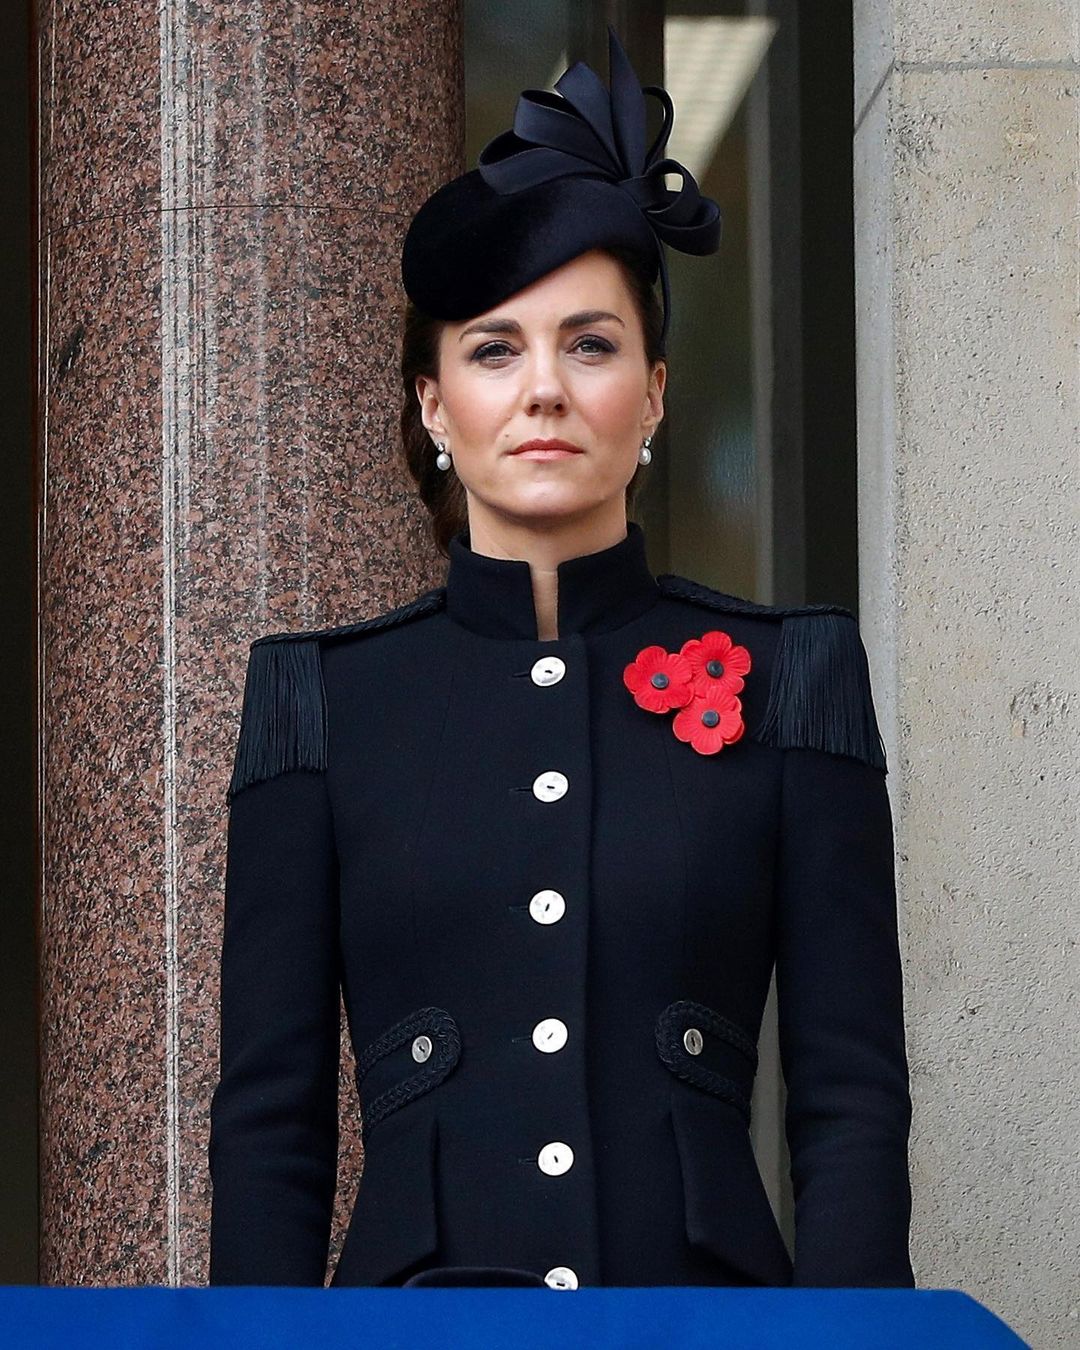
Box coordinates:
[492,492,610,526]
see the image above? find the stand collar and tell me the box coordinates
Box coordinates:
[445,520,660,641]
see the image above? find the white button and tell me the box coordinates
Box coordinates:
[529,889,566,924]
[532,770,569,802]
[531,656,566,687]
[683,1027,703,1056]
[537,1141,574,1175]
[545,1266,578,1289]
[412,1034,433,1063]
[532,1018,568,1053]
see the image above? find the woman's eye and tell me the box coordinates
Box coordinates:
[472,341,514,361]
[574,335,615,355]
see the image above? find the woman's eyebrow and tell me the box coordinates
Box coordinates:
[458,310,626,342]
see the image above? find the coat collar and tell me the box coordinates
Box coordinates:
[445,520,660,641]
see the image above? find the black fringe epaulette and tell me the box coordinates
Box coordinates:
[657,574,888,772]
[226,586,446,801]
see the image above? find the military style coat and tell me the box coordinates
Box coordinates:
[208,521,915,1290]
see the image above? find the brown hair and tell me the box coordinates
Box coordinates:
[398,245,666,557]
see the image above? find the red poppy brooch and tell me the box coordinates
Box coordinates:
[623,630,751,755]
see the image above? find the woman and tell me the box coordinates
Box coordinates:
[208,29,915,1291]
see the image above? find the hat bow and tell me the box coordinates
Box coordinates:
[476,27,722,342]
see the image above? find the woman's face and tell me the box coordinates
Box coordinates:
[415,249,665,531]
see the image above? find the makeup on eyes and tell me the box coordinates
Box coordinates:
[470,334,618,362]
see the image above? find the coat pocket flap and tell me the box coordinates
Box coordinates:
[670,1087,793,1286]
[356,1006,461,1140]
[654,999,757,1123]
[333,1109,439,1286]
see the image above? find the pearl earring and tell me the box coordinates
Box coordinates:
[638,434,653,465]
[435,440,452,471]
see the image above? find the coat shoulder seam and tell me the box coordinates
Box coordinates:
[249,586,447,649]
[656,573,854,621]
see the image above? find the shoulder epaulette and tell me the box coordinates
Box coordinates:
[657,574,887,772]
[227,586,446,800]
[757,611,888,771]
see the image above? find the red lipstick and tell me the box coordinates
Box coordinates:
[510,438,586,458]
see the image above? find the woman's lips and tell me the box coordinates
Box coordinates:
[510,440,585,459]
[515,448,580,459]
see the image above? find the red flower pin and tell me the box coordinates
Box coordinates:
[673,687,745,755]
[622,645,694,713]
[624,629,751,755]
[680,629,751,698]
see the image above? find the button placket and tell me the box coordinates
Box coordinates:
[519,645,583,1283]
[523,656,568,920]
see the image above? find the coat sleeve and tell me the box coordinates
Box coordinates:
[208,637,341,1286]
[767,612,915,1287]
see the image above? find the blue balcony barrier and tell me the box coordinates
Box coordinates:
[0,1285,1029,1348]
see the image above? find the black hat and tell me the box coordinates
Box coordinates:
[400,26,722,351]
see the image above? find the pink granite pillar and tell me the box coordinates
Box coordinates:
[37,0,462,1285]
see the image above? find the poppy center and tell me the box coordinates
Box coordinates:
[650,672,670,689]
[701,708,720,728]
[706,659,725,677]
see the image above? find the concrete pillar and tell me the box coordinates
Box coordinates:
[853,3,1078,1343]
[38,0,461,1284]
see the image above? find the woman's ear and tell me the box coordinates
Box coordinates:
[415,374,446,439]
[644,360,666,435]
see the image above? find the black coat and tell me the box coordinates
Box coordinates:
[208,521,915,1290]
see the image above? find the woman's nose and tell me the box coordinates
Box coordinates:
[521,349,568,413]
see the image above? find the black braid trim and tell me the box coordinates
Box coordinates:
[656,574,853,620]
[356,1006,461,1142]
[655,999,757,1125]
[251,586,447,648]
